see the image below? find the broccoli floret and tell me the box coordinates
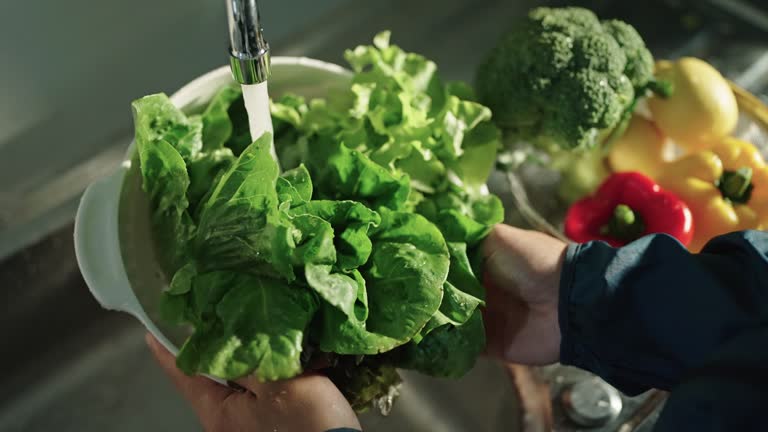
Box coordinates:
[602,20,654,88]
[476,7,654,150]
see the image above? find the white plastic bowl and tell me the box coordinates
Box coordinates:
[74,58,352,367]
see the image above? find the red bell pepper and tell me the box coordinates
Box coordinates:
[564,172,694,247]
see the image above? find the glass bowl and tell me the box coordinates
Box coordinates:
[488,82,768,242]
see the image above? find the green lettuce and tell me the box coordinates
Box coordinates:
[133,94,203,161]
[395,243,486,378]
[416,187,504,246]
[395,310,485,379]
[175,272,318,381]
[131,31,504,413]
[200,85,251,154]
[317,208,449,355]
[132,95,198,271]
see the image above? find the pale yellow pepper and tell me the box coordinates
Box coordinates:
[648,58,738,151]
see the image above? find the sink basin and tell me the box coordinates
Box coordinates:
[0,2,543,430]
[17,54,528,432]
[0,227,522,432]
[8,0,766,430]
[0,226,201,432]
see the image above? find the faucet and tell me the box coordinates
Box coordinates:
[226,0,271,85]
[225,0,277,163]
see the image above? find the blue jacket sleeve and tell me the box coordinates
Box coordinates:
[558,230,768,431]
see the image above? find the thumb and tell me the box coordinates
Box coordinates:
[145,333,232,415]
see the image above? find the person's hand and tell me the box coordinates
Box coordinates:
[146,333,361,432]
[482,224,568,365]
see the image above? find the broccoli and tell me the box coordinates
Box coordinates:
[476,7,656,150]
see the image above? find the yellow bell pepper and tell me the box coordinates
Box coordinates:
[608,115,668,179]
[658,137,768,251]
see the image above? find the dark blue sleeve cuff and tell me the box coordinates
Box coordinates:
[557,242,580,370]
[556,241,651,395]
[557,231,768,396]
[557,235,687,395]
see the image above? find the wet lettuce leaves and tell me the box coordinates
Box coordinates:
[133,96,198,271]
[395,310,485,379]
[175,272,318,381]
[132,31,503,410]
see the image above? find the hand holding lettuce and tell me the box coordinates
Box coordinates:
[132,32,503,412]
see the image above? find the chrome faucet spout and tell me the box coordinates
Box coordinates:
[226,0,271,84]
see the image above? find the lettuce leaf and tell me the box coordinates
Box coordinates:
[364,209,449,340]
[411,242,484,344]
[395,310,485,379]
[187,148,235,214]
[276,164,313,207]
[417,187,504,246]
[317,209,449,355]
[133,96,198,270]
[396,243,486,378]
[194,132,295,279]
[291,200,380,271]
[201,85,251,155]
[306,136,411,211]
[132,94,203,161]
[200,86,240,151]
[175,271,318,381]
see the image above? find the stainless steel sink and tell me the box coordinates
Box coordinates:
[3,0,768,431]
[0,225,523,432]
[0,3,540,430]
